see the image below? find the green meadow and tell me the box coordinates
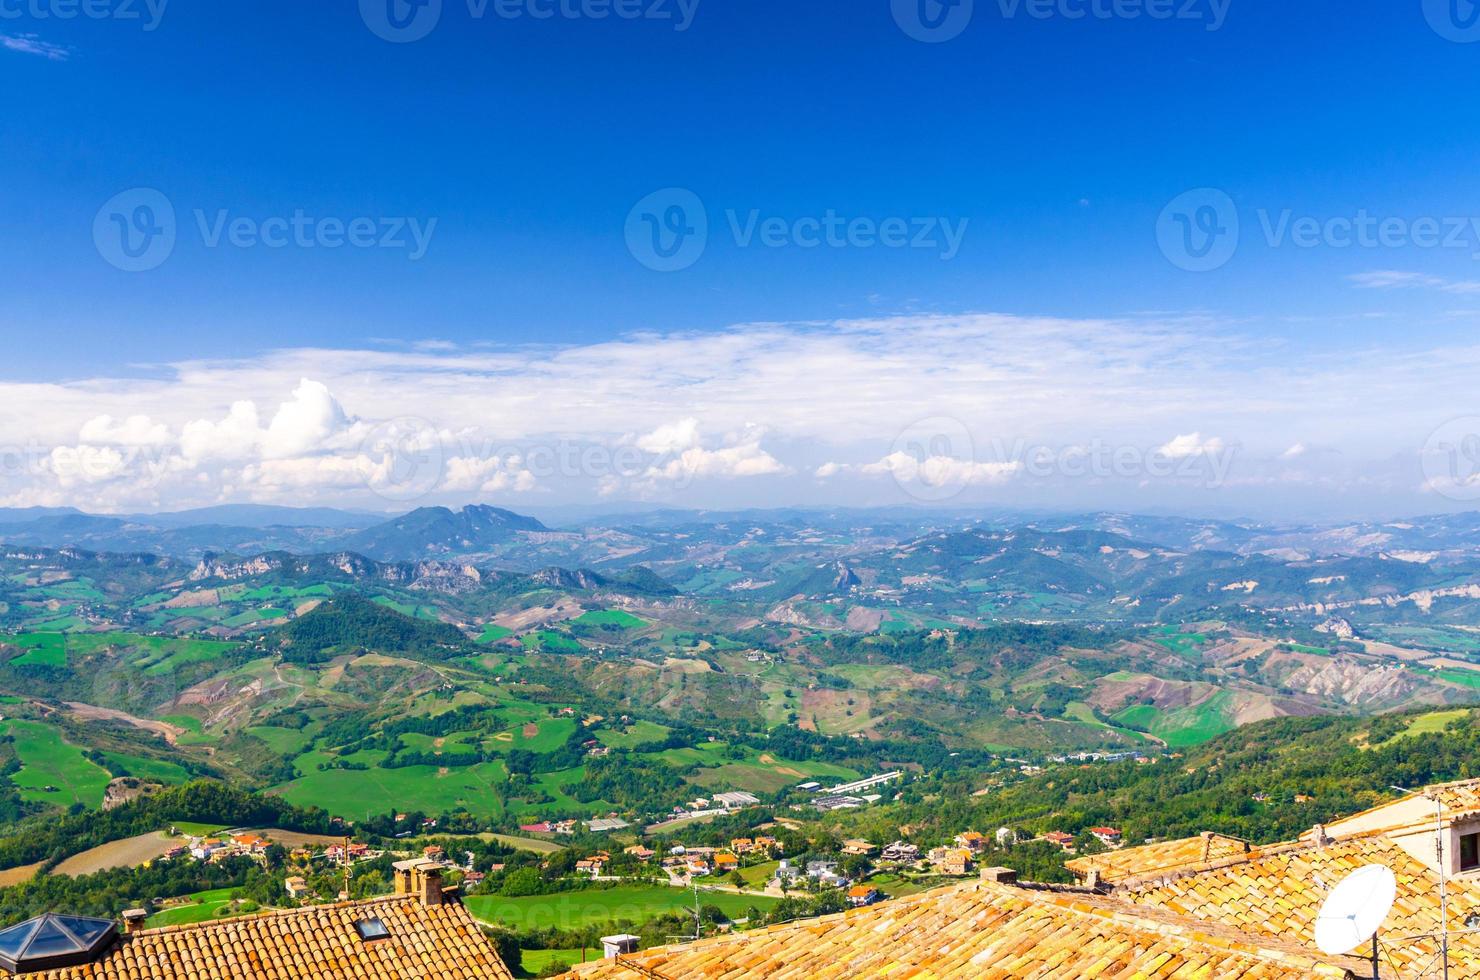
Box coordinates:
[277,757,510,821]
[2,719,111,808]
[466,886,779,931]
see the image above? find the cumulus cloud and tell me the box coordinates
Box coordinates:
[443,455,537,494]
[635,418,701,455]
[1157,433,1226,459]
[862,452,1022,489]
[0,311,1474,512]
[181,401,264,463]
[638,423,788,486]
[263,379,353,458]
[78,415,171,446]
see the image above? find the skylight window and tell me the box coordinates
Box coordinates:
[353,918,390,942]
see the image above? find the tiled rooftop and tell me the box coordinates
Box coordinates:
[1121,833,1480,978]
[558,879,1364,979]
[20,894,513,980]
[1065,831,1251,883]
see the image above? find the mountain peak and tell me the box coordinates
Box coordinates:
[338,505,547,560]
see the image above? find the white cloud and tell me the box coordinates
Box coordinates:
[78,414,171,446]
[635,418,701,455]
[0,311,1475,512]
[1350,270,1480,295]
[862,452,1022,488]
[640,425,788,485]
[1157,433,1225,459]
[1,34,68,61]
[443,455,537,494]
[262,379,352,458]
[47,445,131,487]
[180,401,264,463]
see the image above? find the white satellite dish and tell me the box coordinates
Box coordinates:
[1314,864,1397,956]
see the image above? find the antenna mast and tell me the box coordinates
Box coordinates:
[1391,786,1450,980]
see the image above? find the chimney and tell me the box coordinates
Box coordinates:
[980,866,1018,885]
[601,934,640,959]
[417,862,444,907]
[392,860,417,895]
[122,909,148,935]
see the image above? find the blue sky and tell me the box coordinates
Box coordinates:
[2,0,1479,516]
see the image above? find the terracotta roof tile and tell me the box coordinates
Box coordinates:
[1121,834,1480,978]
[24,896,513,980]
[1066,832,1251,883]
[557,880,1363,979]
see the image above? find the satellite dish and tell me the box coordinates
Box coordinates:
[1314,864,1397,956]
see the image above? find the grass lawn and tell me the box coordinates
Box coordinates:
[1377,708,1472,747]
[169,821,230,837]
[466,886,779,932]
[2,719,111,808]
[1438,669,1480,691]
[1062,701,1148,743]
[7,633,66,667]
[520,948,599,975]
[737,860,778,887]
[62,632,239,676]
[572,610,646,629]
[1148,627,1210,658]
[101,752,191,785]
[248,725,315,755]
[595,720,672,749]
[1111,692,1234,748]
[277,758,509,821]
[160,714,216,747]
[147,888,244,926]
[481,833,567,855]
[520,631,583,654]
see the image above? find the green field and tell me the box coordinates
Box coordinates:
[101,752,191,785]
[7,633,67,667]
[1377,709,1471,747]
[520,631,583,654]
[277,757,510,821]
[572,610,646,629]
[521,948,599,974]
[1148,627,1210,658]
[466,886,779,932]
[1377,626,1480,654]
[1437,669,1480,691]
[46,633,241,676]
[595,720,671,748]
[161,715,215,747]
[1,719,111,807]
[477,624,514,644]
[146,889,246,926]
[1111,692,1234,748]
[248,725,315,755]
